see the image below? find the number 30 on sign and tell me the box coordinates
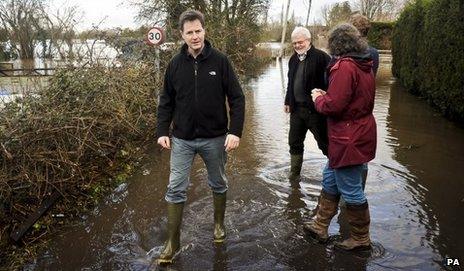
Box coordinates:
[146,27,165,46]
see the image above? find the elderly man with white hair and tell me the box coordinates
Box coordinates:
[284,26,331,181]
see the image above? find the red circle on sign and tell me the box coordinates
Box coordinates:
[147,27,165,46]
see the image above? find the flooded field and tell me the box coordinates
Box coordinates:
[26,54,464,270]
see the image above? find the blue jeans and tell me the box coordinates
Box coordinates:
[165,135,228,203]
[321,162,367,205]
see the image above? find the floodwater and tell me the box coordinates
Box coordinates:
[0,60,50,95]
[27,53,464,270]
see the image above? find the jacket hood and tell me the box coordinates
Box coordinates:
[338,52,373,72]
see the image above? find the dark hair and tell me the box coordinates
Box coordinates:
[349,13,371,37]
[178,10,205,31]
[328,23,368,56]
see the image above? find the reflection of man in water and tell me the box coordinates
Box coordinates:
[155,9,245,264]
[284,27,331,181]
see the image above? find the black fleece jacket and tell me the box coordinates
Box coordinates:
[156,40,245,140]
[285,46,331,112]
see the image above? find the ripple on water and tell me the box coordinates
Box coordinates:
[256,157,442,270]
[28,57,450,271]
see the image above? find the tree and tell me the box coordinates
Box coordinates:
[304,0,312,26]
[131,0,271,72]
[321,1,352,28]
[0,0,81,60]
[0,0,45,59]
[40,4,82,59]
[351,0,408,21]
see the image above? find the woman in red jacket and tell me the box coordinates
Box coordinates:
[304,23,377,251]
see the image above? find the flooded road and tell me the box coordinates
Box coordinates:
[28,54,464,270]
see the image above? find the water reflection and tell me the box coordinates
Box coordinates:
[387,80,464,261]
[27,54,464,270]
[278,58,286,93]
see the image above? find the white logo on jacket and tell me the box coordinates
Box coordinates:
[209,71,216,76]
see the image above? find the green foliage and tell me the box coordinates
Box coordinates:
[0,28,7,42]
[330,2,352,27]
[392,0,464,122]
[0,44,9,61]
[323,1,352,29]
[368,21,395,50]
[0,61,163,259]
[419,0,464,119]
[260,19,298,42]
[392,0,430,92]
[134,0,270,74]
[0,0,46,59]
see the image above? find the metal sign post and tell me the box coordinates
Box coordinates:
[146,27,165,96]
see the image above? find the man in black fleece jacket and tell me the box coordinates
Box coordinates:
[284,26,330,181]
[155,10,245,264]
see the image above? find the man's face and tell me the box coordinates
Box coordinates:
[292,34,311,55]
[181,19,205,54]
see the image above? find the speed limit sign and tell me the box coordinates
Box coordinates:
[147,27,165,46]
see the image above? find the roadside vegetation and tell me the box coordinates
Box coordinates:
[0,0,272,268]
[392,0,464,123]
[0,53,169,268]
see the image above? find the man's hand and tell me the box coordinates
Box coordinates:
[284,105,290,113]
[157,136,171,150]
[224,134,240,152]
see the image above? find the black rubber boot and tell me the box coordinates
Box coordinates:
[157,202,184,264]
[289,154,303,181]
[213,192,227,243]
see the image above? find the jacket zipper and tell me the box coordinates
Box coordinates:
[194,60,199,136]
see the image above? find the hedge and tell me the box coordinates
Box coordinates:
[392,0,464,122]
[368,21,395,50]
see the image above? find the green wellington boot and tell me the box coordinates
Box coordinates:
[334,202,371,251]
[289,154,303,181]
[213,192,227,243]
[157,202,184,264]
[303,190,340,243]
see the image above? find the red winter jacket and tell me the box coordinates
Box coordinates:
[314,56,377,168]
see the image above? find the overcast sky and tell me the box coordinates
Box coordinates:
[49,0,137,30]
[269,0,346,24]
[51,0,345,31]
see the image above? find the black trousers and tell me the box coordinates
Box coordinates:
[289,106,328,156]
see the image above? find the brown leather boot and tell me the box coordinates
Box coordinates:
[289,154,303,181]
[335,201,371,251]
[213,192,226,243]
[303,190,340,243]
[157,202,184,264]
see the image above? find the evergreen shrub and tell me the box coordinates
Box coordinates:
[392,0,464,122]
[368,21,395,50]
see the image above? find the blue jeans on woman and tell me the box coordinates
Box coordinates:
[321,162,367,205]
[165,135,228,203]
